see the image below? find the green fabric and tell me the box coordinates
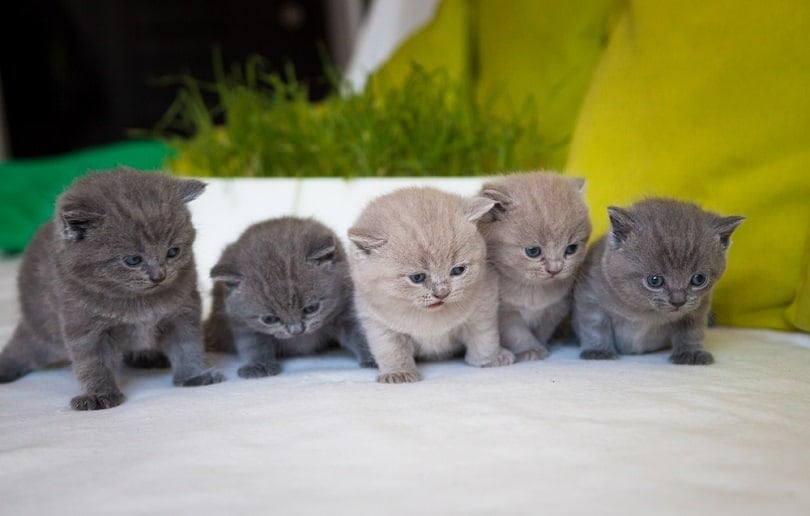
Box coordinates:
[0,140,172,253]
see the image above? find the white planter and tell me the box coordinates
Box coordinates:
[189,176,489,310]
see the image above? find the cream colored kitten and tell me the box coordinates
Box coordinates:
[479,171,591,361]
[348,186,515,383]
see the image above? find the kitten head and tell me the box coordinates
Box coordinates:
[54,167,205,296]
[602,198,744,316]
[479,171,591,284]
[211,217,349,339]
[347,187,494,331]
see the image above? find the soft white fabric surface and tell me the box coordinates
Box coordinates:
[2,179,809,515]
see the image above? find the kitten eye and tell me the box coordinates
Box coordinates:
[302,303,320,315]
[524,246,542,258]
[123,255,142,267]
[564,244,578,256]
[645,275,665,289]
[166,247,180,258]
[261,315,280,325]
[450,265,467,276]
[408,273,426,284]
[690,273,707,287]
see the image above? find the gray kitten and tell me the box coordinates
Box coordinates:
[480,171,591,361]
[204,217,375,378]
[348,186,515,384]
[572,198,744,364]
[0,167,224,410]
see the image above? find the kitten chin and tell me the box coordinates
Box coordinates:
[204,216,376,377]
[348,186,515,383]
[572,197,744,365]
[479,171,592,361]
[0,167,224,409]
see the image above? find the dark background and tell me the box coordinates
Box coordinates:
[0,0,344,158]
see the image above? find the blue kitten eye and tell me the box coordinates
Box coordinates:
[690,273,707,287]
[302,303,320,315]
[408,273,426,284]
[524,246,542,258]
[564,244,578,256]
[450,265,466,276]
[262,315,280,325]
[123,255,142,267]
[645,275,665,289]
[166,247,180,258]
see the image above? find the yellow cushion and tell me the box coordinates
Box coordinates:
[565,0,810,331]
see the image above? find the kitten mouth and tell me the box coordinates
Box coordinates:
[427,301,445,309]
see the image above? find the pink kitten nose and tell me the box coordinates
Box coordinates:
[669,292,686,308]
[432,285,450,300]
[546,265,563,276]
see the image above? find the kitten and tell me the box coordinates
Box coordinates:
[0,167,224,410]
[347,186,515,383]
[479,171,591,361]
[572,198,744,364]
[204,216,375,378]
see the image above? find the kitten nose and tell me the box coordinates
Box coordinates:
[669,292,686,308]
[546,262,563,276]
[148,268,166,283]
[432,284,450,300]
[287,322,304,335]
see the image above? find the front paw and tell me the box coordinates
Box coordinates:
[70,390,125,411]
[480,348,515,367]
[237,362,281,379]
[376,370,422,383]
[178,370,226,386]
[670,349,714,365]
[359,358,378,369]
[515,346,549,362]
[580,349,618,360]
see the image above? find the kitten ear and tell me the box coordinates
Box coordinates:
[712,215,745,250]
[59,204,105,242]
[479,185,514,221]
[465,196,498,224]
[568,177,586,194]
[210,263,243,288]
[607,206,638,249]
[177,178,207,203]
[307,236,337,264]
[347,229,387,259]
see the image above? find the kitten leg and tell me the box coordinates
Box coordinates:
[526,298,571,359]
[499,307,547,361]
[0,321,67,382]
[203,308,237,353]
[66,329,125,411]
[669,312,713,365]
[363,318,420,383]
[157,312,225,386]
[336,316,377,368]
[572,298,618,360]
[234,330,282,378]
[462,306,515,368]
[123,349,171,369]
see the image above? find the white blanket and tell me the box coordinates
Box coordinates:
[2,179,809,515]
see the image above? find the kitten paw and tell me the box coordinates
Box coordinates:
[480,348,515,367]
[70,391,125,411]
[515,347,549,362]
[580,349,618,360]
[359,357,378,368]
[124,350,171,369]
[179,370,226,386]
[669,350,714,365]
[376,371,422,383]
[237,362,281,379]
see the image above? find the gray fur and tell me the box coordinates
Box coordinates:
[572,198,744,364]
[204,217,375,378]
[0,167,224,410]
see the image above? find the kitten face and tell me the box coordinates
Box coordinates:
[212,218,349,339]
[55,168,204,297]
[348,187,493,327]
[480,172,591,284]
[603,198,744,316]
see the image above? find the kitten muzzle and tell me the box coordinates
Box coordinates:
[286,323,305,335]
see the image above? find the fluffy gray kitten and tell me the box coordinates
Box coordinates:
[348,186,515,384]
[480,171,591,361]
[0,167,224,410]
[204,217,375,378]
[572,198,744,364]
